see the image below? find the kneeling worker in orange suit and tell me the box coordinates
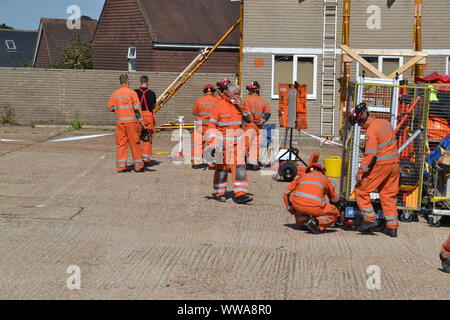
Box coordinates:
[206,83,253,204]
[243,81,271,171]
[192,84,216,169]
[350,102,400,237]
[440,234,450,273]
[108,74,145,172]
[283,164,340,234]
[135,75,157,165]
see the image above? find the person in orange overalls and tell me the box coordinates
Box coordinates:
[135,75,157,165]
[206,83,253,204]
[243,81,271,171]
[440,234,450,273]
[350,102,400,237]
[191,84,216,169]
[283,164,340,234]
[108,74,145,173]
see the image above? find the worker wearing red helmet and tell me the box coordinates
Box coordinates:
[215,78,231,104]
[283,164,340,234]
[243,81,271,170]
[191,84,217,169]
[349,102,400,237]
[440,234,450,273]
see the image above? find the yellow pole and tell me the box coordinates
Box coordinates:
[413,0,423,79]
[154,18,241,113]
[340,0,351,129]
[239,0,244,88]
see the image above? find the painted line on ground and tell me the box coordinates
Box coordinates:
[47,133,113,142]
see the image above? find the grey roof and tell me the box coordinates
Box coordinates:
[0,29,38,67]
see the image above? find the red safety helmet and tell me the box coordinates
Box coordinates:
[246,81,260,91]
[306,163,326,174]
[203,84,216,93]
[217,78,231,90]
[349,102,369,126]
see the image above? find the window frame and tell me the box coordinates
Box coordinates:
[271,54,317,100]
[127,47,137,59]
[5,40,16,51]
[356,55,404,79]
[446,56,450,75]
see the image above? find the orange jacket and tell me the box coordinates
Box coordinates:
[243,93,270,124]
[359,117,399,175]
[208,98,246,144]
[192,93,216,126]
[441,234,450,261]
[284,171,339,211]
[108,85,143,124]
[214,93,225,104]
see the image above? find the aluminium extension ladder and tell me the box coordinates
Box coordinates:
[320,0,338,140]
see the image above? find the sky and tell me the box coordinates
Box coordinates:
[0,0,105,30]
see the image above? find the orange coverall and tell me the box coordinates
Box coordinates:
[243,93,270,165]
[440,234,450,262]
[354,117,400,229]
[192,92,216,165]
[208,98,249,197]
[283,171,340,230]
[136,88,156,163]
[108,85,144,172]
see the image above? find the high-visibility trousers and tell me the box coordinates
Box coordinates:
[213,141,248,197]
[441,234,450,261]
[244,123,261,165]
[116,122,144,172]
[191,124,207,165]
[291,201,340,230]
[141,113,155,162]
[355,162,400,229]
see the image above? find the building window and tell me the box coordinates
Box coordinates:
[357,56,403,79]
[5,40,16,51]
[128,47,137,72]
[272,55,317,99]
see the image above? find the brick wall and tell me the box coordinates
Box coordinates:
[0,68,236,126]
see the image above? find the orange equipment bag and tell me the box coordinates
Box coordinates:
[428,116,450,141]
[278,84,308,129]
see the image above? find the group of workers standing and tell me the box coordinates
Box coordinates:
[107,75,449,272]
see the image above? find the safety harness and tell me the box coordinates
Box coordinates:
[138,88,150,111]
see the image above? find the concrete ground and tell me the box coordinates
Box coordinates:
[0,125,449,300]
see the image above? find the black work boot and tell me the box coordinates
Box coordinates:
[233,193,253,204]
[442,260,450,274]
[305,217,322,234]
[356,219,380,232]
[192,164,203,169]
[213,194,226,202]
[384,228,398,238]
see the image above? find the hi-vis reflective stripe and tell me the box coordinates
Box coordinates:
[285,190,292,194]
[384,215,398,220]
[113,105,134,111]
[117,163,127,167]
[366,149,377,154]
[234,182,249,186]
[294,192,325,204]
[116,116,140,121]
[134,159,143,163]
[377,153,399,161]
[116,159,127,162]
[378,138,397,149]
[214,183,227,188]
[386,221,398,226]
[218,121,243,126]
[210,134,243,141]
[234,188,248,192]
[196,112,211,116]
[133,105,140,110]
[297,181,325,189]
[210,118,219,124]
[441,249,450,259]
[360,164,369,171]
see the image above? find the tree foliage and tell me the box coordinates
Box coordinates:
[0,23,14,30]
[57,36,93,70]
